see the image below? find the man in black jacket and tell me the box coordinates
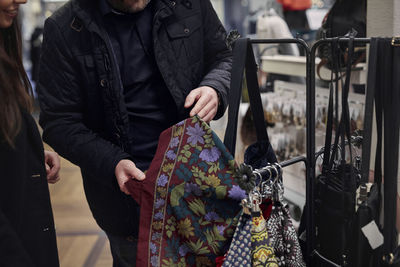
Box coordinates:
[37,0,231,265]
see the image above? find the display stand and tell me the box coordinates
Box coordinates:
[242,37,372,266]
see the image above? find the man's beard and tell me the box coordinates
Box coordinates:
[108,0,151,13]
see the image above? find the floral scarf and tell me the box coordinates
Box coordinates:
[126,116,246,266]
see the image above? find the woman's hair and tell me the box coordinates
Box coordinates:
[0,19,33,146]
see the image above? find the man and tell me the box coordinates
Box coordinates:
[37,0,231,265]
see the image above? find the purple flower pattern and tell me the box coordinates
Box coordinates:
[166,150,177,160]
[157,174,168,187]
[154,212,163,220]
[199,147,221,162]
[150,256,158,267]
[152,232,161,241]
[184,182,202,196]
[186,123,205,146]
[179,244,190,257]
[170,137,179,148]
[150,242,157,254]
[155,198,165,209]
[205,211,220,222]
[228,185,247,201]
[217,225,226,235]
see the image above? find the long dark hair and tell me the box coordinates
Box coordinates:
[0,19,33,147]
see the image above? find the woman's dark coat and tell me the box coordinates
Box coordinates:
[0,112,59,267]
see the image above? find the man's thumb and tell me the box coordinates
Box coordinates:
[129,167,145,181]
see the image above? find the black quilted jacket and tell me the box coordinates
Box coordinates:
[37,0,232,235]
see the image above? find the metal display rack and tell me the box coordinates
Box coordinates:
[245,37,371,266]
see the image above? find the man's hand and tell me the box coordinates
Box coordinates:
[44,150,61,184]
[184,86,219,123]
[115,159,146,195]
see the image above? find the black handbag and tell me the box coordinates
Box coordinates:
[370,38,400,267]
[350,37,400,267]
[315,37,360,266]
[348,37,383,267]
[224,38,277,167]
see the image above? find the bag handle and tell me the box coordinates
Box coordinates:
[321,38,340,171]
[328,37,355,170]
[360,38,378,185]
[382,38,400,262]
[224,38,270,156]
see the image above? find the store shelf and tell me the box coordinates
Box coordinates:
[260,55,367,83]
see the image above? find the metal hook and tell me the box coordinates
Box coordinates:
[271,165,279,181]
[274,162,283,182]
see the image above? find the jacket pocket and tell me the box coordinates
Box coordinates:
[165,13,203,65]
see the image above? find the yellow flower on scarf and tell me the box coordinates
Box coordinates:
[177,218,195,239]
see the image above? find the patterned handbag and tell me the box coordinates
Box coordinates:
[126,116,246,266]
[267,203,306,267]
[222,212,253,266]
[222,210,280,267]
[251,212,279,266]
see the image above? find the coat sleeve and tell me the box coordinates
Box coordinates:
[198,0,232,120]
[37,18,130,188]
[0,209,34,267]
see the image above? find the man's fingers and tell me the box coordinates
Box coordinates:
[190,93,211,117]
[197,101,217,121]
[184,89,201,108]
[202,108,217,123]
[129,167,146,181]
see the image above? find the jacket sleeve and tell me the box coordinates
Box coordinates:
[37,18,130,188]
[198,0,232,120]
[0,209,34,267]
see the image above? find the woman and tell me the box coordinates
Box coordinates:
[0,0,60,266]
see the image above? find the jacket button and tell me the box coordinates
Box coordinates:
[100,79,108,88]
[170,1,176,6]
[184,28,190,34]
[114,133,120,139]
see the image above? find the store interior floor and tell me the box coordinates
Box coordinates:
[45,142,113,267]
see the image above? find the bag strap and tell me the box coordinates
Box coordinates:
[342,37,355,165]
[322,39,340,170]
[328,37,354,169]
[382,39,400,261]
[360,38,378,184]
[224,38,270,156]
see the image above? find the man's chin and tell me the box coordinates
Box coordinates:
[125,0,151,13]
[108,0,151,14]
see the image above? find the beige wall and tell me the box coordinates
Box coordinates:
[367,0,400,37]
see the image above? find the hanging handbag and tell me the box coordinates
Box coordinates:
[314,37,360,266]
[348,37,383,267]
[369,38,400,267]
[267,202,305,267]
[350,38,400,267]
[222,212,253,266]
